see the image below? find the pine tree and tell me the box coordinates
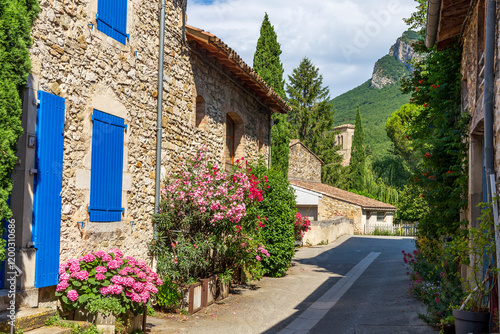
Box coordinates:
[286,57,344,185]
[349,106,366,190]
[253,13,289,175]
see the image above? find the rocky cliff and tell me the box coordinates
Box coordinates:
[370,30,419,89]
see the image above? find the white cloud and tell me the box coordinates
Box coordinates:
[187,0,418,98]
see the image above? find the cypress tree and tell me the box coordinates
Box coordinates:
[349,106,366,190]
[253,13,289,176]
[0,0,40,260]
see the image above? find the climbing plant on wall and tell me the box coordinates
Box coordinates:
[0,0,40,260]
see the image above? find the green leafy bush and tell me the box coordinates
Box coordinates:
[250,164,296,277]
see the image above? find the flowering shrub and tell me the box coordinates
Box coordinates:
[56,249,162,316]
[294,212,311,240]
[151,148,269,285]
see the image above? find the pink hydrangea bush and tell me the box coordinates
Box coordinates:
[56,249,162,316]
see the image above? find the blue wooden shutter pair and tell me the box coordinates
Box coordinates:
[96,0,128,44]
[33,91,65,288]
[89,110,126,222]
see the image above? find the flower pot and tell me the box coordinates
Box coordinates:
[452,309,490,334]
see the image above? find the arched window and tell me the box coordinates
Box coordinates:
[341,135,343,148]
[195,95,206,129]
[225,115,235,165]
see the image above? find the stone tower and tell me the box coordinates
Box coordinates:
[333,123,355,166]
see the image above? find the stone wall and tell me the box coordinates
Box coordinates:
[302,217,353,246]
[288,143,321,182]
[26,0,271,273]
[318,196,362,234]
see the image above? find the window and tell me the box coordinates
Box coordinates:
[195,95,206,129]
[89,110,126,222]
[96,0,128,44]
[377,212,385,222]
[225,115,235,165]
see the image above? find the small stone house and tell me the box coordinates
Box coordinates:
[423,0,499,230]
[8,0,288,309]
[288,140,396,234]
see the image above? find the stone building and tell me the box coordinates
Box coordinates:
[9,0,288,309]
[333,123,355,166]
[423,0,498,229]
[288,140,396,234]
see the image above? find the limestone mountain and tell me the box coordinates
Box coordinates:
[331,30,419,158]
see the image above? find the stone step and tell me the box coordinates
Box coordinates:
[24,326,72,334]
[0,307,56,333]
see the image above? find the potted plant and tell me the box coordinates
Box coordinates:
[56,249,163,333]
[451,202,497,334]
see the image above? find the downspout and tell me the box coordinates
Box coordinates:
[154,0,166,215]
[268,113,272,169]
[425,0,442,48]
[484,0,499,311]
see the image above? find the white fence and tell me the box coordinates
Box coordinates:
[364,223,417,236]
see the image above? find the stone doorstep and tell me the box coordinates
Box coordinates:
[23,327,72,334]
[0,307,56,332]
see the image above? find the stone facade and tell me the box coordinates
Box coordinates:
[11,0,282,305]
[288,140,322,182]
[333,124,355,166]
[318,196,362,234]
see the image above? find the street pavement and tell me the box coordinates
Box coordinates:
[147,235,438,334]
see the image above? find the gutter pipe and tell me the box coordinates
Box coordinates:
[154,0,166,215]
[425,0,442,48]
[484,0,499,311]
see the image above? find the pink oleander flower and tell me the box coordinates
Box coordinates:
[95,266,107,273]
[256,255,261,261]
[102,254,112,262]
[56,281,69,292]
[67,289,79,302]
[83,253,96,263]
[95,273,105,280]
[107,260,120,270]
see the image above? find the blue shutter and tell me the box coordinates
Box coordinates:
[89,110,126,222]
[33,91,65,288]
[96,0,128,44]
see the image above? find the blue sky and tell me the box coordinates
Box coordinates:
[187,0,418,98]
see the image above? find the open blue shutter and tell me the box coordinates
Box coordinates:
[96,0,128,44]
[89,110,126,222]
[33,91,65,288]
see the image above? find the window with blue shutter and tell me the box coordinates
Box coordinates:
[96,0,128,44]
[89,110,126,222]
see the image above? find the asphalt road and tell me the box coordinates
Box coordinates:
[148,235,437,334]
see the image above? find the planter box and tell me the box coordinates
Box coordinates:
[201,276,217,307]
[218,280,230,300]
[74,309,143,334]
[181,281,203,314]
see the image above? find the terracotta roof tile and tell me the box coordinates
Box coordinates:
[290,180,397,211]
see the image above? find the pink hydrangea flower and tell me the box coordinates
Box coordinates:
[136,259,146,269]
[67,289,79,302]
[110,284,123,295]
[95,273,105,280]
[71,270,89,281]
[145,283,158,294]
[102,254,112,262]
[131,292,142,303]
[132,282,144,293]
[68,263,80,273]
[94,251,106,258]
[108,248,123,258]
[56,281,69,292]
[155,278,163,286]
[95,266,107,273]
[107,260,120,270]
[83,253,96,263]
[100,286,112,295]
[123,277,135,287]
[110,275,124,285]
[125,257,137,267]
[59,272,70,281]
[118,269,128,275]
[140,291,150,303]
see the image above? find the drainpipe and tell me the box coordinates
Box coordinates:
[425,0,442,48]
[154,0,166,215]
[268,113,272,169]
[484,0,498,311]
